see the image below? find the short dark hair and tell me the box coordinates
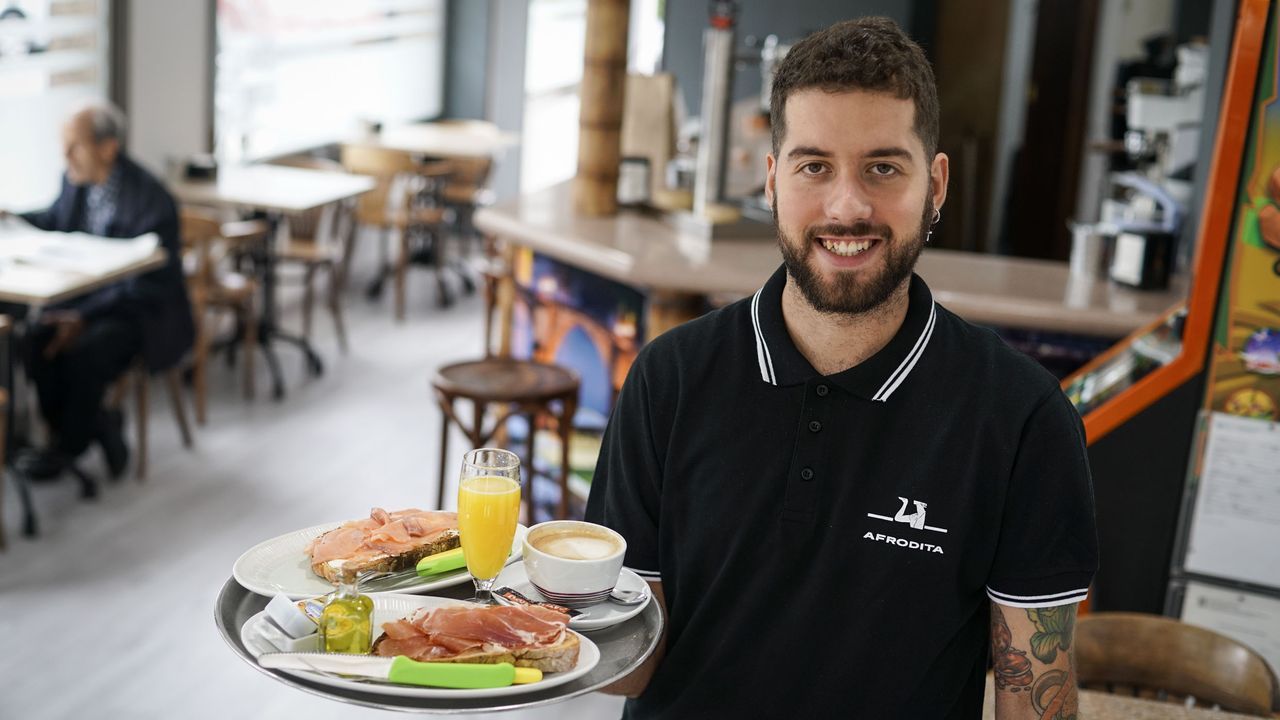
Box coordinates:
[769,17,939,158]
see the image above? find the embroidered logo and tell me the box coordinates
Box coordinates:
[867,496,948,533]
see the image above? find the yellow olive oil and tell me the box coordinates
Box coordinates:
[320,571,373,654]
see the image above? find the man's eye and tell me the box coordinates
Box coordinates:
[801,162,826,175]
[870,163,897,176]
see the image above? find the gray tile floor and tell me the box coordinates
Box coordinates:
[0,240,626,720]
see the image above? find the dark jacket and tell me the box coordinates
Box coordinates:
[21,153,194,371]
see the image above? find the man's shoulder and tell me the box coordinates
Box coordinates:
[931,302,1064,404]
[117,155,178,225]
[119,155,171,198]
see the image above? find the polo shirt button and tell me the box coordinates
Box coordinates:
[800,467,814,481]
[808,420,822,433]
[816,384,829,397]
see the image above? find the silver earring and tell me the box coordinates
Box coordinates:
[931,208,941,225]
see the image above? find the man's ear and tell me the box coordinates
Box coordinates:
[100,137,121,165]
[765,153,777,207]
[930,152,949,212]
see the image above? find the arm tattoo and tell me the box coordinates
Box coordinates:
[991,604,1033,691]
[991,604,1079,720]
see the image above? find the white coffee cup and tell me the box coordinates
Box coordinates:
[522,521,626,607]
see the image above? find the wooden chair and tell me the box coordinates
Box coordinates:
[431,276,580,521]
[339,144,451,319]
[1076,611,1280,716]
[105,358,193,482]
[180,208,263,424]
[432,358,579,523]
[268,155,356,352]
[441,155,493,234]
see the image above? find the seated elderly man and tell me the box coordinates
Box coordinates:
[12,102,193,480]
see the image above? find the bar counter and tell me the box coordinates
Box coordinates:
[475,182,1187,338]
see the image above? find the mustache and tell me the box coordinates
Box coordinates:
[804,222,893,242]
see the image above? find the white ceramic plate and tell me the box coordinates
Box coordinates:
[492,563,650,631]
[233,521,528,599]
[241,594,599,699]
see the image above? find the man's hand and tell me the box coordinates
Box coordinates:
[991,601,1080,720]
[41,311,85,359]
[599,581,666,697]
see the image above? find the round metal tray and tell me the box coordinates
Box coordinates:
[214,577,662,713]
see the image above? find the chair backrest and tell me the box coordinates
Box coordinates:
[339,144,422,226]
[179,207,223,288]
[270,155,347,242]
[1076,612,1280,716]
[442,156,494,205]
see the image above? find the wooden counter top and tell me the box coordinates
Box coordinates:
[476,182,1187,337]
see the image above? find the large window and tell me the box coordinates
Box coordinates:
[519,0,663,193]
[0,0,111,211]
[214,0,444,163]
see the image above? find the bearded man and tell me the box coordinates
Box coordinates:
[585,16,1097,720]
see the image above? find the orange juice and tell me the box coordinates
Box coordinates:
[458,475,521,580]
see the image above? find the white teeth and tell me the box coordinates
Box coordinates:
[821,238,873,257]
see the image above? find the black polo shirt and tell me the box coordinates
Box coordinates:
[585,265,1098,719]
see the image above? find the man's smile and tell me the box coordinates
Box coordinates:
[816,235,881,257]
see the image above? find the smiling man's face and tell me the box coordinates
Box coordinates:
[766,88,947,315]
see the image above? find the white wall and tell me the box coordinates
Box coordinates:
[485,0,528,201]
[126,0,211,177]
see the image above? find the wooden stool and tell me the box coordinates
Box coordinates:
[432,358,579,521]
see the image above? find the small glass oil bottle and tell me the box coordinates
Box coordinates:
[320,568,373,654]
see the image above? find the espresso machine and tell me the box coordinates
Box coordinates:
[1073,41,1208,289]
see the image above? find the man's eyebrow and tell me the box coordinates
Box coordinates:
[785,145,832,159]
[785,146,916,160]
[865,147,914,160]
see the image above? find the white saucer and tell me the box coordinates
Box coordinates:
[492,562,650,631]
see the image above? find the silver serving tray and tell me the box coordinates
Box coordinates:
[214,577,662,713]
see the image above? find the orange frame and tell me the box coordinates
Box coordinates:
[1062,0,1271,444]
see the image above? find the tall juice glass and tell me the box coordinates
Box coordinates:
[457,448,521,602]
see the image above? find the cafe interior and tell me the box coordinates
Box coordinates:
[3,0,1280,717]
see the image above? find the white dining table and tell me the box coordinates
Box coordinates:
[169,164,375,399]
[0,216,169,541]
[0,217,166,307]
[345,121,519,160]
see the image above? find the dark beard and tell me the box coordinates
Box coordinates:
[774,194,933,316]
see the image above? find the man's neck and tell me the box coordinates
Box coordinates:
[780,276,912,376]
[90,158,119,186]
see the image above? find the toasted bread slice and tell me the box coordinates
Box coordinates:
[371,628,580,673]
[310,531,460,583]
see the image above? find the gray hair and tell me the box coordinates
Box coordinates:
[77,101,128,146]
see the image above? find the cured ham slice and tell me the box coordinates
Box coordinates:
[373,605,571,662]
[304,508,460,581]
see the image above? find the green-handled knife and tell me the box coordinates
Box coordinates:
[258,653,542,689]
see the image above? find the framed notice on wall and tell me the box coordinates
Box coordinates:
[1176,580,1280,679]
[1182,412,1280,588]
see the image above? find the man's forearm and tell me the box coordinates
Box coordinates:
[991,602,1080,720]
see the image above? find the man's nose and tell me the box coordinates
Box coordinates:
[823,175,874,225]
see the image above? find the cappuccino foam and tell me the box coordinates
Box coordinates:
[533,533,619,560]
